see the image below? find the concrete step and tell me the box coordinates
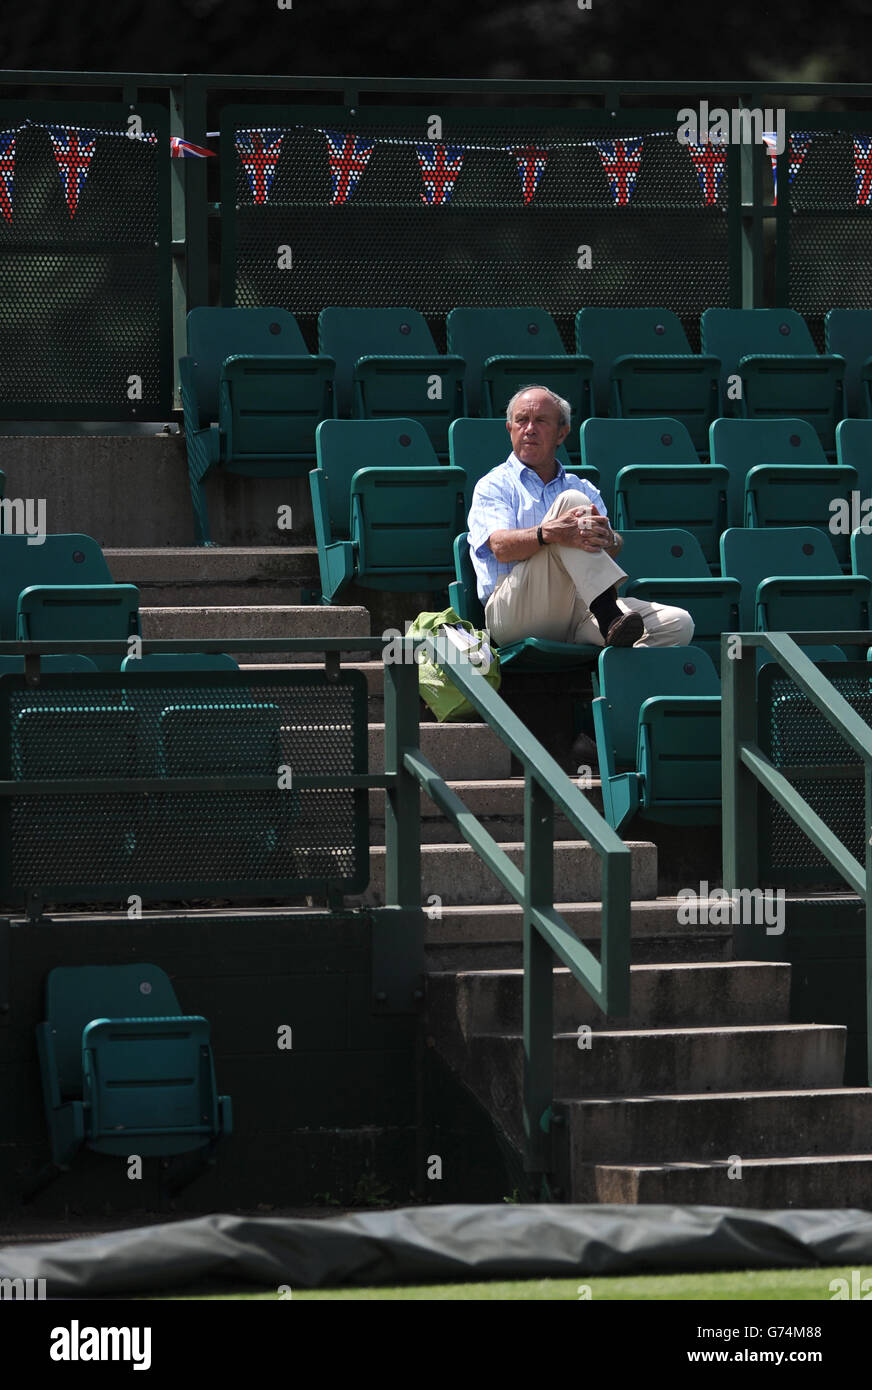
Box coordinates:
[369,725,512,780]
[428,962,791,1034]
[107,547,319,606]
[591,1154,872,1207]
[139,604,370,663]
[470,1024,846,1102]
[370,777,604,838]
[559,1088,872,1169]
[351,840,658,908]
[423,899,733,969]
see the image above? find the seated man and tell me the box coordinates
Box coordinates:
[467,385,694,649]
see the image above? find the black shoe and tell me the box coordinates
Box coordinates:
[605,612,644,647]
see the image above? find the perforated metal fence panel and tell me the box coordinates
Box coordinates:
[778,114,872,350]
[0,669,368,908]
[0,101,172,419]
[222,105,740,351]
[758,661,871,886]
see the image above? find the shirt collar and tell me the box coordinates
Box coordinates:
[507,450,566,486]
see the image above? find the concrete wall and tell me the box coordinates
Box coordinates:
[0,435,316,547]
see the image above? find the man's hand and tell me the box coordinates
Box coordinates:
[543,505,615,554]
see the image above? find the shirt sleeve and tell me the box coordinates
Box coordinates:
[467,476,519,556]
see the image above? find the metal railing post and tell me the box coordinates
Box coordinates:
[383,648,421,911]
[722,633,759,894]
[523,772,554,1187]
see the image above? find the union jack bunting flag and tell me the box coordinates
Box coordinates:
[594,138,644,205]
[415,143,464,205]
[47,126,97,219]
[235,130,284,204]
[323,130,375,204]
[854,136,872,206]
[686,140,728,205]
[513,146,548,205]
[170,136,216,158]
[0,132,14,223]
[762,131,813,205]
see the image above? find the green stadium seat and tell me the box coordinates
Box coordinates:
[312,419,465,602]
[835,419,872,502]
[121,653,240,672]
[574,308,720,452]
[592,645,721,832]
[35,964,231,1175]
[617,528,740,668]
[180,308,335,545]
[700,309,845,453]
[720,526,870,651]
[579,418,726,566]
[825,309,872,416]
[744,463,857,568]
[0,534,140,672]
[446,307,593,433]
[709,417,832,529]
[318,307,465,455]
[449,531,598,671]
[448,418,598,509]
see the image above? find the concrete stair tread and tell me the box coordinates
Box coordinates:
[598,1154,872,1171]
[540,1023,845,1040]
[560,1086,872,1104]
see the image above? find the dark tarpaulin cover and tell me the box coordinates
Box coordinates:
[1,1204,872,1296]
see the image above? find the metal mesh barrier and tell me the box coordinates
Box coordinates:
[0,669,368,907]
[759,662,872,884]
[0,102,171,417]
[224,108,737,349]
[783,122,872,349]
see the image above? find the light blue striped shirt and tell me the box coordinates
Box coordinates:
[467,452,607,604]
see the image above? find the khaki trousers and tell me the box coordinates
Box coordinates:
[484,489,695,649]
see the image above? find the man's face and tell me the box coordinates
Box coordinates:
[507,390,569,470]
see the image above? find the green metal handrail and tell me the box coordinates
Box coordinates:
[384,634,631,1186]
[721,629,872,1083]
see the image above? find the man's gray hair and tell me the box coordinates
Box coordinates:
[505,384,572,430]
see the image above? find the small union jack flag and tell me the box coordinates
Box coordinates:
[687,139,728,205]
[235,130,284,204]
[594,138,644,205]
[48,126,98,218]
[170,136,216,158]
[762,131,813,205]
[854,136,872,206]
[0,132,14,224]
[513,146,548,205]
[415,143,464,205]
[47,126,97,219]
[323,130,375,204]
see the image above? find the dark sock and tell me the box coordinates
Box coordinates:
[589,585,622,640]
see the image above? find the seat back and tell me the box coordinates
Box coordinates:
[0,534,113,639]
[318,306,439,415]
[575,308,694,413]
[186,308,309,423]
[351,468,465,580]
[220,354,333,461]
[701,308,818,378]
[597,645,720,769]
[710,417,829,527]
[825,308,872,416]
[446,307,566,414]
[44,963,182,1100]
[17,585,140,669]
[0,655,97,673]
[450,531,486,627]
[721,525,844,629]
[617,527,710,579]
[835,418,872,501]
[314,418,441,541]
[579,418,699,514]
